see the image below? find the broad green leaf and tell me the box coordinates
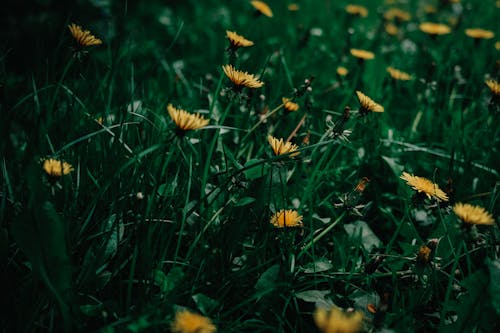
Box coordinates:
[11,201,72,326]
[234,196,256,207]
[243,159,269,180]
[302,258,333,273]
[344,220,382,251]
[153,267,185,295]
[255,264,280,291]
[440,270,494,332]
[295,290,331,303]
[488,259,500,315]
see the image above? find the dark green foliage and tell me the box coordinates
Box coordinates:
[1,0,499,332]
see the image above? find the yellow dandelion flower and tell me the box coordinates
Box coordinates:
[400,172,449,202]
[495,41,500,50]
[385,23,399,36]
[314,307,364,333]
[282,97,300,112]
[171,310,216,333]
[486,79,500,95]
[268,135,300,157]
[167,104,209,132]
[226,31,254,48]
[350,48,375,60]
[417,245,432,264]
[222,64,264,89]
[251,1,273,17]
[419,22,451,36]
[465,28,495,40]
[423,5,437,14]
[384,8,411,21]
[387,67,412,81]
[288,3,300,11]
[453,203,495,225]
[270,209,303,228]
[337,66,349,76]
[355,91,384,114]
[68,23,102,47]
[345,4,368,17]
[43,158,74,177]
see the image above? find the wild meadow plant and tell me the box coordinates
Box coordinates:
[0,1,498,332]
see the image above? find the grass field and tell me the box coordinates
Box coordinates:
[1,0,499,332]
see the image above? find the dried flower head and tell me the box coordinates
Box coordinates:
[251,1,273,17]
[222,64,264,89]
[387,67,412,81]
[356,91,384,114]
[68,23,102,47]
[288,3,300,11]
[337,66,349,76]
[400,172,449,202]
[314,307,364,333]
[384,8,411,21]
[282,97,300,112]
[226,31,254,48]
[453,203,495,225]
[385,23,399,36]
[486,79,500,95]
[270,209,303,228]
[43,158,74,177]
[350,48,375,60]
[419,22,451,35]
[417,245,432,264]
[171,310,216,333]
[268,135,300,156]
[345,4,368,17]
[465,28,495,39]
[167,104,209,132]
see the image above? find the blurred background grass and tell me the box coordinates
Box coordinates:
[1,0,499,332]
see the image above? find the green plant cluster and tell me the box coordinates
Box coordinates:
[0,0,499,332]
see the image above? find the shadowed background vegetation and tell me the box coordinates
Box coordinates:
[1,0,499,332]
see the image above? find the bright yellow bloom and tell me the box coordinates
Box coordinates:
[226,31,254,48]
[385,23,399,36]
[453,203,495,225]
[465,28,495,39]
[222,64,264,89]
[251,1,273,17]
[356,91,384,114]
[350,48,375,60]
[268,135,299,157]
[43,158,74,177]
[384,8,411,21]
[282,97,299,112]
[270,209,303,228]
[167,104,209,131]
[400,172,449,202]
[419,22,451,35]
[314,307,364,333]
[287,3,300,11]
[345,4,368,17]
[68,23,102,47]
[171,310,216,333]
[486,79,500,95]
[495,41,500,50]
[337,66,349,76]
[386,67,412,81]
